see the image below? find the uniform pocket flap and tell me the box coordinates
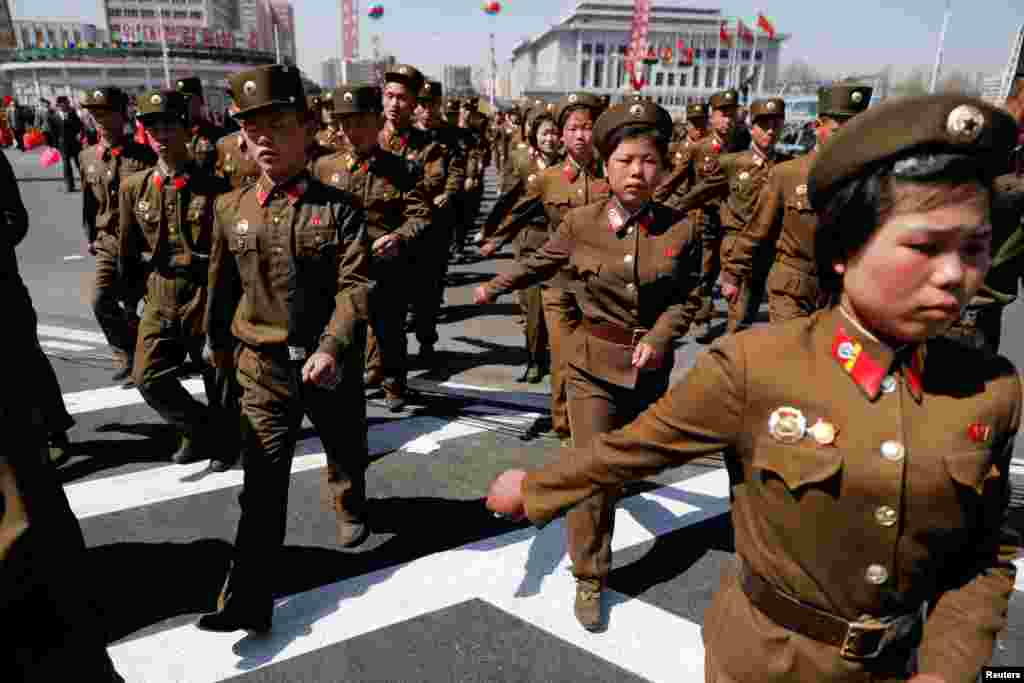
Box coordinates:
[943,449,999,494]
[753,441,843,491]
[228,234,258,253]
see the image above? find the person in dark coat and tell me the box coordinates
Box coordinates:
[52,96,83,192]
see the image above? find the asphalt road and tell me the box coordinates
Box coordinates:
[12,146,1024,681]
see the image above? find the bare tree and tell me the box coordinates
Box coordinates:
[890,67,929,98]
[779,60,824,85]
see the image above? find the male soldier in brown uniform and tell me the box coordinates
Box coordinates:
[717,97,790,333]
[667,102,708,172]
[80,87,157,387]
[488,94,1020,683]
[119,89,234,469]
[411,79,467,365]
[655,90,740,341]
[314,81,433,411]
[176,76,223,174]
[723,85,873,323]
[314,90,345,152]
[202,65,373,633]
[451,98,490,260]
[215,89,262,189]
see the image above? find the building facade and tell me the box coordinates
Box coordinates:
[443,64,473,96]
[320,56,341,89]
[508,0,786,111]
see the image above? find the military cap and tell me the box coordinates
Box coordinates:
[709,89,739,110]
[445,98,461,112]
[818,84,872,119]
[331,83,382,116]
[383,64,425,95]
[626,94,654,103]
[554,92,603,129]
[598,95,611,111]
[135,89,188,122]
[685,102,708,120]
[306,94,322,111]
[419,80,442,102]
[808,95,1018,210]
[176,76,203,98]
[462,96,480,112]
[228,64,306,119]
[592,99,673,158]
[82,87,129,112]
[750,98,785,121]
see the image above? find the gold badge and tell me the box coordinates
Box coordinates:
[150,93,162,105]
[236,220,249,235]
[93,89,103,100]
[851,91,864,104]
[243,80,257,96]
[177,80,185,89]
[330,172,341,184]
[946,104,985,143]
[629,103,644,117]
[527,173,536,184]
[725,92,734,102]
[137,200,149,212]
[568,93,578,104]
[343,91,354,102]
[399,66,409,75]
[807,418,838,446]
[796,184,807,195]
[768,406,807,444]
[766,101,776,112]
[738,171,750,181]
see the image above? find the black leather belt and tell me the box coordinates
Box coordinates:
[740,561,922,660]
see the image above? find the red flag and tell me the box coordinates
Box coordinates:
[737,19,754,44]
[677,38,686,51]
[719,21,732,46]
[248,30,258,49]
[757,13,776,40]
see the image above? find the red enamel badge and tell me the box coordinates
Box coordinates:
[173,176,188,191]
[153,174,164,190]
[312,216,322,226]
[664,247,676,258]
[967,423,991,444]
[111,147,122,158]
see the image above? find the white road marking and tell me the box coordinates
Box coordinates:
[1015,559,1024,592]
[63,254,86,261]
[63,378,207,415]
[108,469,730,682]
[37,324,108,346]
[65,412,540,520]
[40,339,94,352]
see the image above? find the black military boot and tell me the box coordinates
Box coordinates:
[171,433,202,464]
[196,563,272,634]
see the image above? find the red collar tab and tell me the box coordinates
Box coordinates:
[154,172,189,191]
[831,325,888,400]
[257,173,309,207]
[97,144,124,160]
[904,345,926,402]
[563,162,577,183]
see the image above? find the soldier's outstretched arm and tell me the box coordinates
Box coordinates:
[723,168,784,285]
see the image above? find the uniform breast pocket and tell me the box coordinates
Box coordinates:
[228,234,260,274]
[943,449,1001,496]
[752,440,844,498]
[784,195,814,217]
[135,207,160,237]
[297,228,339,261]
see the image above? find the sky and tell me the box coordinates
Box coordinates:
[14,0,1024,85]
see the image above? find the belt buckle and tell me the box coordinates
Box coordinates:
[839,619,889,660]
[960,309,978,325]
[288,345,307,362]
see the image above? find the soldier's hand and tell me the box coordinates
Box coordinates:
[87,240,98,256]
[479,240,499,258]
[719,280,740,304]
[486,469,527,521]
[302,351,339,388]
[632,342,663,370]
[433,193,450,208]
[473,284,494,305]
[372,233,401,259]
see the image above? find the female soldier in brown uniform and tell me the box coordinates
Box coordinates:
[476,100,702,631]
[487,95,1020,683]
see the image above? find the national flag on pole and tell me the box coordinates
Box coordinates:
[738,19,755,44]
[757,13,776,40]
[719,21,732,46]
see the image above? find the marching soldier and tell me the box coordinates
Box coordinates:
[313,78,433,412]
[717,97,790,333]
[410,79,467,366]
[487,93,1020,683]
[668,102,708,172]
[314,90,345,152]
[655,89,742,342]
[215,90,261,190]
[722,85,873,323]
[80,87,157,387]
[118,89,234,470]
[176,76,224,174]
[202,65,374,633]
[451,98,489,260]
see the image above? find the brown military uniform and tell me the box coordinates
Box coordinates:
[666,102,707,173]
[176,76,223,173]
[80,87,157,373]
[487,194,701,591]
[202,64,374,630]
[118,90,231,464]
[214,131,261,189]
[314,128,432,402]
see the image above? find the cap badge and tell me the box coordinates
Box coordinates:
[177,80,184,89]
[399,66,409,75]
[343,91,354,102]
[967,422,991,444]
[795,184,807,195]
[851,91,864,104]
[836,340,859,361]
[725,92,734,101]
[527,174,536,184]
[236,220,249,235]
[768,406,807,444]
[150,94,162,105]
[243,80,257,96]
[93,90,103,99]
[568,94,578,104]
[629,103,644,117]
[946,104,985,143]
[807,418,838,446]
[766,101,776,112]
[137,200,149,212]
